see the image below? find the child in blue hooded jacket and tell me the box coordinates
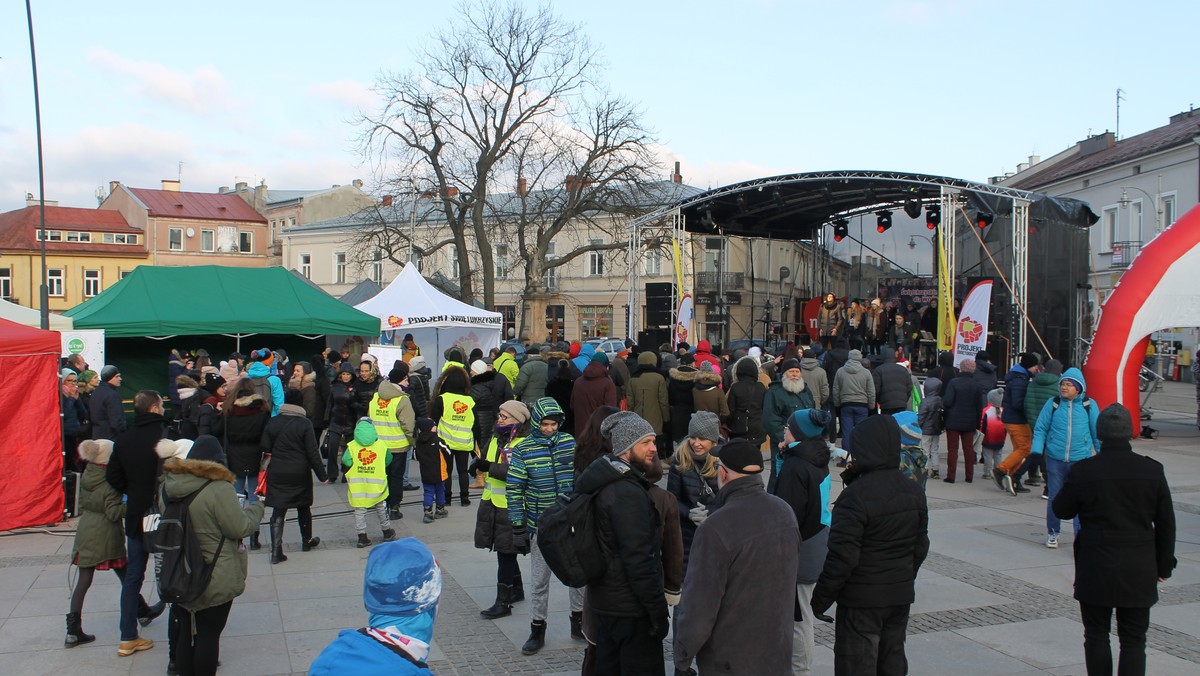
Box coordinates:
[1031,367,1099,549]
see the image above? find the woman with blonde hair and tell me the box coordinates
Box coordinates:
[666,411,723,573]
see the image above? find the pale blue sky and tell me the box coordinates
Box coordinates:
[1,0,1195,269]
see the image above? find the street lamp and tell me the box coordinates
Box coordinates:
[908,234,934,277]
[1117,174,1164,241]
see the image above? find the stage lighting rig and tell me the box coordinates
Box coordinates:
[925,204,941,229]
[976,211,994,229]
[832,219,849,242]
[903,199,922,219]
[876,211,893,233]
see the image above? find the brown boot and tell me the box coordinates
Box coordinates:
[469,470,485,489]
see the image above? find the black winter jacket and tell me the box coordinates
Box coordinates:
[726,359,767,445]
[90,381,126,440]
[261,404,327,508]
[407,369,432,418]
[1053,439,1176,608]
[812,415,928,612]
[577,455,668,635]
[1001,365,1031,424]
[666,460,720,571]
[775,437,831,584]
[470,371,513,453]
[872,348,912,410]
[106,411,166,536]
[327,380,357,435]
[215,394,270,476]
[351,377,380,421]
[942,372,983,433]
[667,367,698,442]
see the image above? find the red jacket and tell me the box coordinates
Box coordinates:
[693,340,721,372]
[570,362,617,435]
[980,405,1007,448]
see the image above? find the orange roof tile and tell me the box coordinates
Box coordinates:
[128,188,267,224]
[0,206,146,254]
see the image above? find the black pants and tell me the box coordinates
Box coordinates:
[497,551,519,586]
[386,451,407,509]
[1080,602,1150,676]
[833,604,910,676]
[326,428,350,481]
[590,614,665,676]
[271,506,313,543]
[175,600,232,676]
[444,450,471,502]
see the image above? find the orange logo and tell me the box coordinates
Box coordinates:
[357,448,377,465]
[957,316,983,343]
[453,401,468,415]
[387,315,404,327]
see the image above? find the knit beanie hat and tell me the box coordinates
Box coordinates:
[892,410,921,445]
[470,360,489,376]
[847,350,863,363]
[1061,374,1083,393]
[687,411,722,443]
[591,351,609,365]
[986,388,1003,409]
[410,355,427,371]
[711,439,763,474]
[779,358,802,374]
[600,411,656,456]
[100,365,120,382]
[1096,403,1133,442]
[1043,359,1063,375]
[389,362,410,383]
[1018,352,1040,370]
[378,380,403,400]
[187,435,226,465]
[80,369,98,385]
[202,374,226,396]
[960,359,976,374]
[338,361,356,376]
[787,408,831,440]
[363,538,442,617]
[569,342,582,358]
[498,399,531,425]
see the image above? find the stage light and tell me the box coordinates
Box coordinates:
[832,218,849,242]
[925,204,941,229]
[976,211,994,229]
[876,211,893,233]
[903,200,922,219]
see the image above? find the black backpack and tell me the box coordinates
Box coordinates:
[150,481,224,605]
[177,392,204,440]
[248,375,275,412]
[536,488,606,588]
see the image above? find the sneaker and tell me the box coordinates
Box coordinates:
[991,469,1006,492]
[117,637,154,657]
[422,508,434,524]
[1025,476,1041,486]
[1002,474,1016,496]
[403,483,419,491]
[1013,481,1030,494]
[929,469,940,480]
[1042,487,1049,500]
[1045,533,1059,549]
[434,506,448,519]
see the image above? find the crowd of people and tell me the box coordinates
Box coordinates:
[57,317,1176,675]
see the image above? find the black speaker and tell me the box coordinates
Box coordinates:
[646,283,674,327]
[638,328,670,354]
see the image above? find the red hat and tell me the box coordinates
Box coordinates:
[569,342,582,358]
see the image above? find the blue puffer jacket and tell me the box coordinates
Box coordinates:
[1030,368,1099,463]
[246,361,284,417]
[1000,364,1031,424]
[506,398,576,531]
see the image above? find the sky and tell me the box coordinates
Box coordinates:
[1,0,1196,271]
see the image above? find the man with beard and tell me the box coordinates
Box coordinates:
[762,358,816,492]
[574,411,668,675]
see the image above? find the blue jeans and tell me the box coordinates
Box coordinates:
[840,406,870,453]
[234,475,259,504]
[121,535,150,641]
[1046,457,1080,535]
[423,482,445,509]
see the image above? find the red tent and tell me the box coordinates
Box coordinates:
[0,316,63,530]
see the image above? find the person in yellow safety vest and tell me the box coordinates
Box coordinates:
[342,418,397,548]
[368,379,414,520]
[431,364,476,507]
[442,347,467,373]
[493,346,520,389]
[472,400,532,619]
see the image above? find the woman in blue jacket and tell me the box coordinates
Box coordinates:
[1030,368,1099,549]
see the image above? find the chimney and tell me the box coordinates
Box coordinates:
[1017,162,1029,172]
[218,185,229,193]
[381,195,394,207]
[352,179,364,189]
[161,179,181,191]
[517,177,527,197]
[1028,154,1040,165]
[235,181,248,192]
[672,161,682,184]
[26,196,58,207]
[1078,131,1116,158]
[254,182,267,207]
[851,255,860,266]
[109,180,121,193]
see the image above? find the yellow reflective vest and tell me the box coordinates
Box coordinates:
[481,433,526,509]
[369,393,412,451]
[344,440,390,508]
[437,392,476,451]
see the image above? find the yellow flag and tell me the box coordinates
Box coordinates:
[671,236,685,292]
[937,228,957,351]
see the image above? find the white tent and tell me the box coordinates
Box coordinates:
[0,298,73,330]
[354,262,503,375]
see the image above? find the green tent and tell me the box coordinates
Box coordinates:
[64,265,379,338]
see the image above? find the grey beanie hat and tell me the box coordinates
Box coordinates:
[1096,403,1134,442]
[599,411,656,457]
[687,411,722,443]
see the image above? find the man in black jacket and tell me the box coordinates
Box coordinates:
[872,346,912,415]
[576,411,667,676]
[1052,403,1176,675]
[812,415,929,676]
[90,365,126,440]
[105,390,168,656]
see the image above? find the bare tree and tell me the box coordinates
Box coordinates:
[358,0,607,307]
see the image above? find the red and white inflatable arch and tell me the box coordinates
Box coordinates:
[1083,205,1200,436]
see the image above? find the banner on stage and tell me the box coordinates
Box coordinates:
[953,280,993,367]
[673,294,694,349]
[937,229,956,351]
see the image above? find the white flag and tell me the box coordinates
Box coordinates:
[953,280,993,368]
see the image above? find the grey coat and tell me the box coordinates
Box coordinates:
[673,476,799,675]
[833,359,876,408]
[513,356,549,404]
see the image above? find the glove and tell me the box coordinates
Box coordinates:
[511,525,531,555]
[665,589,681,606]
[650,613,669,640]
[688,504,709,526]
[812,601,834,623]
[467,457,479,476]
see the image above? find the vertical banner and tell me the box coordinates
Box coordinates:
[671,236,685,292]
[953,280,993,367]
[673,294,694,349]
[937,228,957,350]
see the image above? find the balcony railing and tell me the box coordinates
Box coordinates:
[1110,240,1141,269]
[696,271,745,290]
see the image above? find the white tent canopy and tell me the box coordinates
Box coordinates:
[0,298,73,330]
[354,262,502,375]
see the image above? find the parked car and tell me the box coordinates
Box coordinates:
[588,338,627,357]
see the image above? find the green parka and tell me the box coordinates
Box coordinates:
[160,457,265,612]
[72,463,127,567]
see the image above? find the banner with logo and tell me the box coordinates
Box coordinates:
[953,280,993,367]
[937,229,956,351]
[673,294,694,349]
[60,329,105,372]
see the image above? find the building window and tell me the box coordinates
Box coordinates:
[371,249,383,283]
[48,268,64,297]
[36,230,63,241]
[495,245,509,279]
[579,305,613,338]
[0,268,11,300]
[544,242,557,291]
[168,227,183,251]
[496,305,516,340]
[546,304,565,343]
[238,231,253,253]
[289,217,296,227]
[104,232,139,245]
[450,248,460,280]
[83,269,101,297]
[1102,207,1118,252]
[121,270,133,279]
[644,248,662,277]
[1161,194,1177,228]
[200,229,215,252]
[334,252,347,284]
[300,254,312,279]
[66,231,91,242]
[409,249,423,272]
[588,239,605,276]
[1128,200,1143,242]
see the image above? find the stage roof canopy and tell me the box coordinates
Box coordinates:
[656,170,1098,239]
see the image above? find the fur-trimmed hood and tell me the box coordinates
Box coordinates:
[543,351,570,361]
[693,368,722,388]
[176,374,199,389]
[77,438,114,465]
[162,457,235,486]
[669,366,698,383]
[233,393,265,409]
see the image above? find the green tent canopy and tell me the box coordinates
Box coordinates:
[64,265,379,338]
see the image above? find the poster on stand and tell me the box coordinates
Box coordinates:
[673,294,694,349]
[953,280,993,367]
[60,329,105,371]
